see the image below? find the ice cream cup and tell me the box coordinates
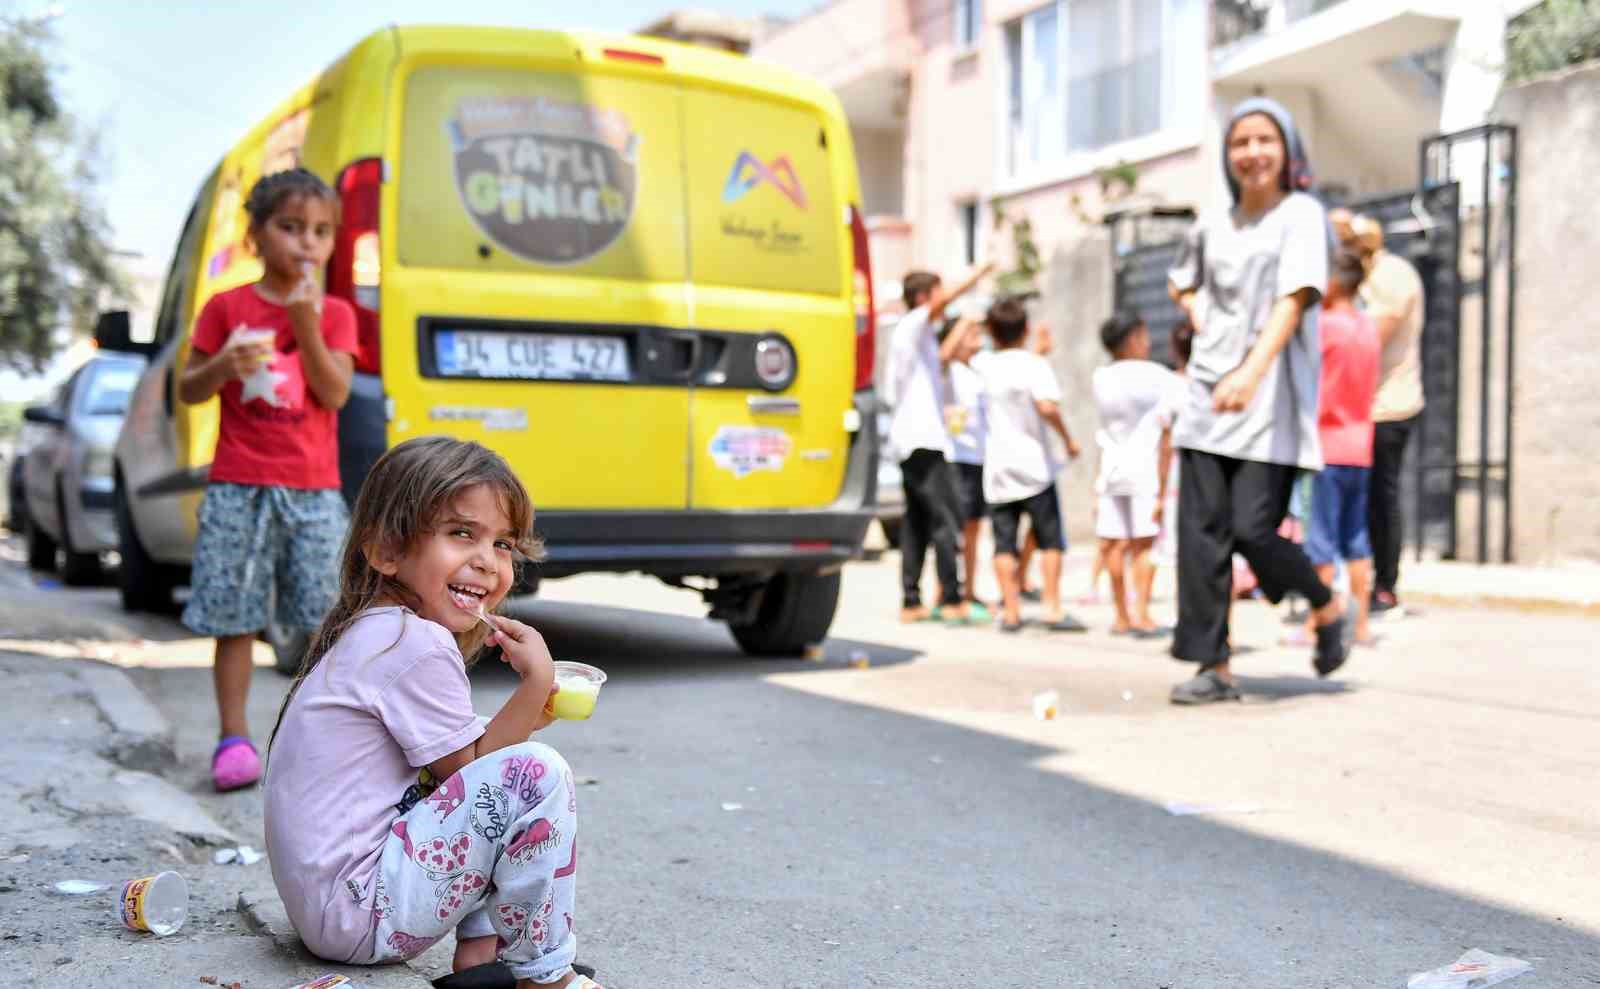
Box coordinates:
[235,328,277,368]
[117,870,188,936]
[547,661,607,721]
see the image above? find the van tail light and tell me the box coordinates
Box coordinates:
[849,204,875,392]
[327,158,383,375]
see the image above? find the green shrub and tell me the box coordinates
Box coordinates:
[1507,0,1600,82]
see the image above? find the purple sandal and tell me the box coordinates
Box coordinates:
[212,736,261,792]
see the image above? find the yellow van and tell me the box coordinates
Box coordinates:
[107,26,880,660]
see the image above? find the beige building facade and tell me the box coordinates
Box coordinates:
[748,0,1581,561]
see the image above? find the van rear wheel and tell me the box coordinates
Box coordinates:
[25,513,57,571]
[728,571,841,657]
[58,487,104,586]
[263,599,313,677]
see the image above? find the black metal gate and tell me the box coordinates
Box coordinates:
[1106,205,1196,366]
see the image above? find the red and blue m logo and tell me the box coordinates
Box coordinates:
[721,152,808,209]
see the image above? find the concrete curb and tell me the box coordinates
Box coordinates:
[1405,591,1600,618]
[236,891,443,986]
[77,662,177,771]
[237,889,299,952]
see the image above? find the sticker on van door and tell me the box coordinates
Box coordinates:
[709,426,792,478]
[447,96,638,265]
[716,150,810,256]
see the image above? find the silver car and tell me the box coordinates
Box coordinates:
[21,353,147,584]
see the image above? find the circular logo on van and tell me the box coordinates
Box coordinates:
[447,96,639,266]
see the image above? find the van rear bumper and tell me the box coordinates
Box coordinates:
[534,508,874,579]
[533,388,879,580]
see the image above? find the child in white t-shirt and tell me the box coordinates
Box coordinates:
[940,312,993,623]
[1092,310,1178,636]
[966,299,1081,633]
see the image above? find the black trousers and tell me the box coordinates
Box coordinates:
[900,449,963,609]
[1174,449,1334,668]
[1369,415,1416,596]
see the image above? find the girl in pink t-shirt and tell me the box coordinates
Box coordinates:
[264,437,602,989]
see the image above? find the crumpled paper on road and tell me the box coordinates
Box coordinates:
[1406,948,1532,988]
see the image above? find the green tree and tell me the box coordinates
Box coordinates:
[0,15,123,372]
[1507,0,1600,82]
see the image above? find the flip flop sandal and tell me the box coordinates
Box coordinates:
[1131,626,1173,640]
[432,963,598,989]
[212,736,261,792]
[999,620,1024,634]
[1046,616,1089,633]
[1313,610,1352,678]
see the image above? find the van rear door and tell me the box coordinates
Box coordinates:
[680,87,853,510]
[392,58,692,510]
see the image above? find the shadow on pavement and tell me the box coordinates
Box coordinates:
[1234,673,1353,702]
[97,588,1596,986]
[557,653,1596,988]
[493,596,923,684]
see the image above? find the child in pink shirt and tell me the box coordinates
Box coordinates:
[1305,250,1381,645]
[263,437,602,989]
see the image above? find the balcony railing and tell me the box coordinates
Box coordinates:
[1212,0,1352,50]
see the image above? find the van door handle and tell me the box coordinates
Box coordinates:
[747,396,801,415]
[661,331,701,380]
[163,366,174,417]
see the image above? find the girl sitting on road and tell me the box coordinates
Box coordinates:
[263,436,602,989]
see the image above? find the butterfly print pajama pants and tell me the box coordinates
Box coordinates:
[371,741,579,984]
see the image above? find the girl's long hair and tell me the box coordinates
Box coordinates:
[267,436,543,756]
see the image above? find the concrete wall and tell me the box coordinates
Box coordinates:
[1493,61,1600,563]
[853,127,907,218]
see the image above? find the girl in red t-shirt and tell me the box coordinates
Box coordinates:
[177,168,358,791]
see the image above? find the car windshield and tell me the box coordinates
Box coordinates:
[82,366,140,416]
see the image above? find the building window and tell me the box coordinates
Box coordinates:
[1003,0,1202,178]
[958,200,980,265]
[954,0,982,50]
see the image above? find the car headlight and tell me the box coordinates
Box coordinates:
[83,450,116,481]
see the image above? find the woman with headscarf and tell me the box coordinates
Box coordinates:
[1165,97,1349,704]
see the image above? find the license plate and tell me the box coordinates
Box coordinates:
[434,330,631,382]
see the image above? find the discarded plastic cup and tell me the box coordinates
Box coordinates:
[1032,689,1060,721]
[547,661,606,721]
[117,870,187,936]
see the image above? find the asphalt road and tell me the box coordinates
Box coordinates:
[4,540,1598,987]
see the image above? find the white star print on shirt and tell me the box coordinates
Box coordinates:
[239,361,288,406]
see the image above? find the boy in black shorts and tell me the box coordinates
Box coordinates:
[962,300,1082,632]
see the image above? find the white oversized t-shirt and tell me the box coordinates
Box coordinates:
[972,348,1062,505]
[1093,359,1178,497]
[1167,191,1329,469]
[885,305,952,462]
[947,359,988,466]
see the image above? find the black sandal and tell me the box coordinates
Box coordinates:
[432,962,597,989]
[1313,610,1351,678]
